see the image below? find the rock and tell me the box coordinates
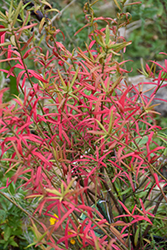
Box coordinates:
[128,75,167,117]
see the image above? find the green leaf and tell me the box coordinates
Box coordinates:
[94,35,105,48]
[113,0,121,10]
[0,239,5,244]
[9,238,19,247]
[105,25,110,45]
[57,69,67,90]
[1,201,8,211]
[12,1,23,27]
[134,227,140,246]
[157,4,164,16]
[0,11,7,20]
[135,136,148,146]
[3,67,19,101]
[0,27,8,32]
[96,120,107,134]
[119,187,132,196]
[4,227,11,241]
[108,110,113,134]
[107,41,132,52]
[8,182,15,195]
[164,148,167,156]
[64,177,77,195]
[0,41,12,47]
[8,0,14,20]
[45,188,61,196]
[0,210,7,222]
[69,66,79,91]
[45,8,60,13]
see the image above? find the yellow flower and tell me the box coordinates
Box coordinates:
[70,239,76,245]
[68,231,76,245]
[49,214,59,225]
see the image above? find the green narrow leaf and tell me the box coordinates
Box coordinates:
[108,41,131,51]
[100,78,107,91]
[105,25,110,45]
[108,110,113,134]
[0,11,7,19]
[113,0,121,10]
[8,182,16,195]
[69,66,79,91]
[0,19,7,23]
[8,0,14,20]
[96,120,107,133]
[4,227,11,241]
[90,0,100,6]
[135,136,148,146]
[106,77,111,92]
[69,93,79,101]
[0,41,12,47]
[61,182,64,194]
[39,17,45,34]
[134,227,140,246]
[109,75,122,94]
[26,227,47,249]
[45,8,60,13]
[94,35,105,48]
[64,177,77,195]
[0,27,8,32]
[37,34,45,46]
[40,0,52,8]
[0,240,5,244]
[10,35,16,46]
[158,136,167,145]
[10,240,19,247]
[12,1,23,27]
[94,238,100,250]
[45,188,61,196]
[57,69,67,89]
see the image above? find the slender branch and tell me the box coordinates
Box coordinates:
[0,190,67,248]
[0,191,41,226]
[50,0,76,24]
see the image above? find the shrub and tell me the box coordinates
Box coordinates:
[0,0,167,249]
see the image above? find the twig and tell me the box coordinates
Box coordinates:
[50,0,76,24]
[0,191,66,248]
[0,191,42,227]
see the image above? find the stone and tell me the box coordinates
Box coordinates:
[128,75,167,117]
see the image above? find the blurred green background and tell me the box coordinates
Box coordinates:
[1,0,166,74]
